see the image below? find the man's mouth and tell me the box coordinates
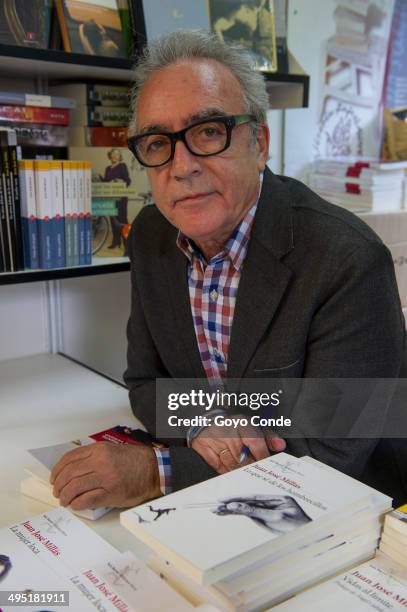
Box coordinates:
[175,192,215,205]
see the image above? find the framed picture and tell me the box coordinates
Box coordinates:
[208,0,278,73]
[141,0,209,41]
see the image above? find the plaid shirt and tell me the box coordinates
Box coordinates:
[155,197,259,495]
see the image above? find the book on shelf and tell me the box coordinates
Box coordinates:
[0,128,23,272]
[56,0,128,58]
[69,146,150,257]
[0,506,199,612]
[70,125,129,147]
[0,105,70,125]
[1,122,70,147]
[49,83,130,107]
[0,90,76,109]
[121,452,391,611]
[0,0,50,48]
[22,425,165,521]
[70,104,131,127]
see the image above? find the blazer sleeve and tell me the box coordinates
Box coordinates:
[286,239,405,479]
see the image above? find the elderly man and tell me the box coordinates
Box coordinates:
[51,30,404,511]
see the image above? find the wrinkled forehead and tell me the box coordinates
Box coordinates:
[134,59,248,133]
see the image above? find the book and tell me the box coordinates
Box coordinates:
[6,129,24,271]
[50,160,66,268]
[69,125,129,146]
[34,160,54,269]
[0,105,70,125]
[0,129,20,271]
[0,90,76,109]
[0,122,70,147]
[49,83,130,107]
[69,146,150,257]
[0,507,196,612]
[62,160,75,267]
[56,0,128,58]
[273,552,407,611]
[120,453,391,586]
[22,425,164,521]
[70,104,131,127]
[0,0,49,48]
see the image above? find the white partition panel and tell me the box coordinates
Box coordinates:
[0,283,49,361]
[60,272,131,383]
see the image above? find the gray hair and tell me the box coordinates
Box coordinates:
[129,29,269,134]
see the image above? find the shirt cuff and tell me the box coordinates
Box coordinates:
[153,447,172,495]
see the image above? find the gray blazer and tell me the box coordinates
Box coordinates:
[124,168,405,492]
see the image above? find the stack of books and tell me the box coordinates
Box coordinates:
[1,506,208,612]
[0,89,75,157]
[308,158,407,212]
[19,158,92,270]
[379,503,407,569]
[50,83,131,148]
[120,453,392,611]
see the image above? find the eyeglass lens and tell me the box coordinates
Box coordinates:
[135,119,228,166]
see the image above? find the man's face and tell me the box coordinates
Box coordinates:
[135,59,269,251]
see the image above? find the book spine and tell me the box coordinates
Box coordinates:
[7,130,24,270]
[0,130,18,271]
[77,162,86,266]
[50,160,65,268]
[55,0,72,52]
[8,124,70,147]
[83,160,92,265]
[71,161,80,266]
[62,161,74,268]
[69,126,128,147]
[0,105,70,125]
[34,160,53,269]
[0,135,10,271]
[18,160,39,269]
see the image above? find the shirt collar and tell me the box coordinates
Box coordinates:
[176,174,263,271]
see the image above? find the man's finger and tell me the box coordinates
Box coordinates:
[57,473,102,507]
[266,435,286,452]
[241,435,270,460]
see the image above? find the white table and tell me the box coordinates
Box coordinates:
[0,353,150,558]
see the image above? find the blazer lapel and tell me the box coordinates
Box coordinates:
[227,169,295,379]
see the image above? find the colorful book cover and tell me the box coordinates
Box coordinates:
[0,90,76,109]
[77,161,86,265]
[56,0,128,58]
[83,159,92,264]
[18,160,39,269]
[1,122,70,147]
[70,160,80,266]
[69,146,150,257]
[49,83,130,107]
[62,160,74,268]
[0,105,70,125]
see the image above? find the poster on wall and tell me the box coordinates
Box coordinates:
[284,0,395,180]
[142,1,209,40]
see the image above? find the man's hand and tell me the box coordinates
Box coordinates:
[191,420,286,474]
[50,442,161,510]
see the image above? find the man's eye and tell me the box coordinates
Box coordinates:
[199,126,222,138]
[146,137,167,152]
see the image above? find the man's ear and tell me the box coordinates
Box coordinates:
[255,123,270,172]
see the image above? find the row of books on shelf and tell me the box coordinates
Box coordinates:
[0,128,93,272]
[0,83,132,149]
[18,429,407,611]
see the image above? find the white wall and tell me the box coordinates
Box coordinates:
[0,283,49,361]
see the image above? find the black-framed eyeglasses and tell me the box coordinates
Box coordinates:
[127,114,256,168]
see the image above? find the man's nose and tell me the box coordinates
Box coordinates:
[170,138,201,179]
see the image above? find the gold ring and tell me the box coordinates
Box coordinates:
[219,448,231,457]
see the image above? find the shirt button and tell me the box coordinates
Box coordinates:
[210,289,218,301]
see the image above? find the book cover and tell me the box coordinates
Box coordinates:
[62,160,75,268]
[77,161,86,265]
[56,0,128,58]
[208,0,278,73]
[71,160,80,266]
[34,160,54,269]
[120,453,390,585]
[273,552,407,611]
[0,90,77,109]
[1,122,70,147]
[70,104,131,127]
[0,0,49,48]
[83,159,92,264]
[69,146,150,257]
[50,160,66,268]
[70,125,129,146]
[6,130,24,271]
[49,83,130,107]
[0,146,11,271]
[0,130,18,271]
[0,105,70,125]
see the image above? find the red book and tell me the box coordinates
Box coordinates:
[0,105,70,125]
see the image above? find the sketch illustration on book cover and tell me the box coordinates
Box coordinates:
[145,494,311,534]
[0,554,12,582]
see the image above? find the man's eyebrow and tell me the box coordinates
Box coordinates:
[139,108,227,135]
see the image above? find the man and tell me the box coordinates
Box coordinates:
[51,30,405,511]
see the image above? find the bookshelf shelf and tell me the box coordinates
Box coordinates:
[0,44,135,81]
[0,257,130,286]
